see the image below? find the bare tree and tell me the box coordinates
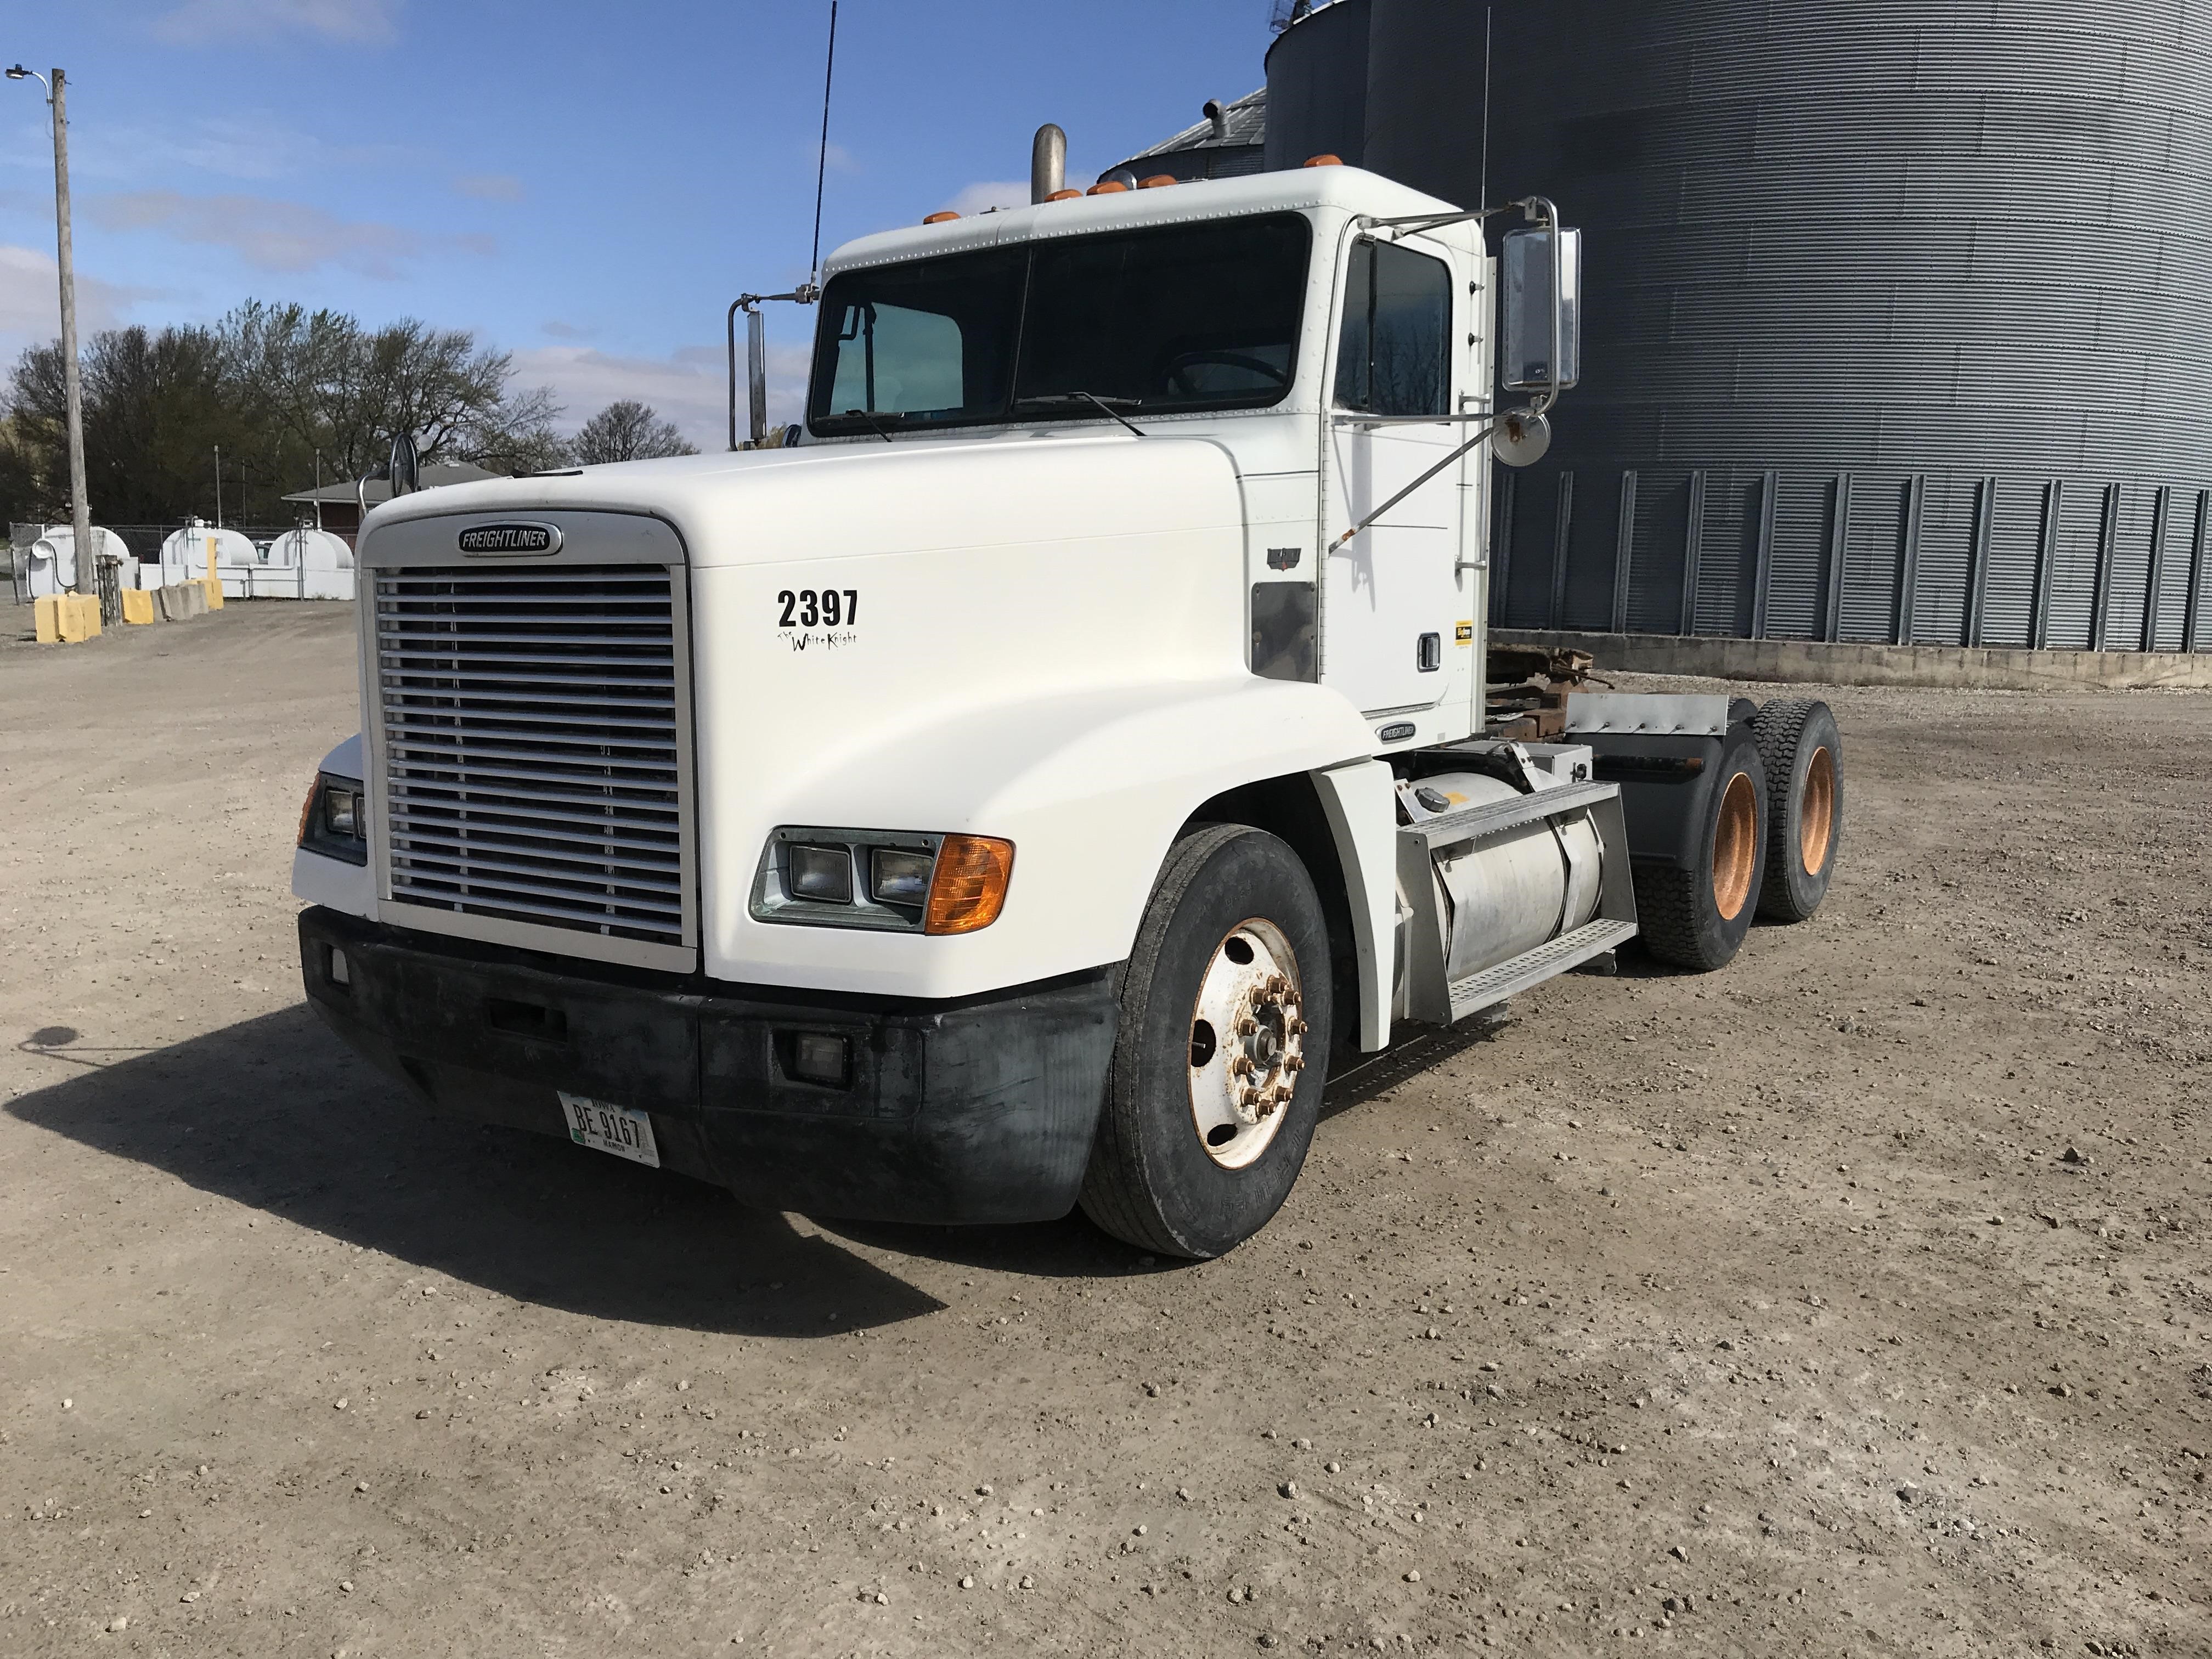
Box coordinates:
[569,399,698,465]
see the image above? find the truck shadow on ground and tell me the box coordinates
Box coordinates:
[8,1005,944,1338]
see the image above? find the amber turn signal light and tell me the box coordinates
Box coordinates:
[925,835,1015,935]
[297,777,318,848]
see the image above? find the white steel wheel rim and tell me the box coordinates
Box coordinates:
[1186,917,1307,1171]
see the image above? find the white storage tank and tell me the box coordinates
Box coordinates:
[271,527,356,601]
[25,525,129,596]
[160,521,262,596]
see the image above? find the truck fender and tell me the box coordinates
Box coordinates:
[733,678,1376,999]
[1565,692,1760,871]
[291,733,374,919]
[1311,759,1398,1054]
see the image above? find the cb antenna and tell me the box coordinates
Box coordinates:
[1479,6,1493,214]
[809,0,840,285]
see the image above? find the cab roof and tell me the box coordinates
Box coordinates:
[821,165,1463,276]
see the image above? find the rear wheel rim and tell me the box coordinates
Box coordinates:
[1186,918,1305,1171]
[1712,771,1758,922]
[1799,746,1835,875]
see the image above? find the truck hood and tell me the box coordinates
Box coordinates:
[359,431,1244,568]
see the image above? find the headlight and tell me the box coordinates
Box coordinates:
[753,829,1013,934]
[788,844,854,904]
[870,847,934,906]
[299,772,368,867]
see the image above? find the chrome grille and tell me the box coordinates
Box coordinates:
[374,565,688,950]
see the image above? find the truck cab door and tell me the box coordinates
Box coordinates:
[1321,231,1475,725]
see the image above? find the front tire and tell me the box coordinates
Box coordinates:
[1079,825,1333,1259]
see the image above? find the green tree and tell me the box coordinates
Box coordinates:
[4,300,569,528]
[570,399,698,465]
[0,414,56,527]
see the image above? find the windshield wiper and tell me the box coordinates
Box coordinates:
[1013,392,1148,438]
[819,408,899,442]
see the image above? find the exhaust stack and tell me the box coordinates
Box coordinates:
[1031,123,1066,202]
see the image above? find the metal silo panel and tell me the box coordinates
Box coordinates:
[1362,0,2212,650]
[1905,476,1967,648]
[1839,476,1908,645]
[1262,0,1373,171]
[2101,486,2155,652]
[1764,475,1833,642]
[1692,471,1757,639]
[2045,484,2103,651]
[1981,483,2047,650]
[1626,470,1696,635]
[2149,490,2198,651]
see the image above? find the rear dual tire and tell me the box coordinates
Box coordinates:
[1752,699,1842,923]
[1633,724,1769,971]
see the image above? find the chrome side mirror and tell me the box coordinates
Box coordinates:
[388,431,421,496]
[1499,224,1582,397]
[747,308,769,446]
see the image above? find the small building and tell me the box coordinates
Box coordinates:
[281,461,504,547]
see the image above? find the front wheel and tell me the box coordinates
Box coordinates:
[1079,824,1333,1259]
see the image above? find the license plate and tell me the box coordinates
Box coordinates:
[558,1092,661,1168]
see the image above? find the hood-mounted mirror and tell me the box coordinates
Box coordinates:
[388,431,421,497]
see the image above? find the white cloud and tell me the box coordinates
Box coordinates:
[0,243,155,341]
[85,190,492,278]
[7,111,422,188]
[154,0,401,45]
[514,340,814,450]
[453,173,523,202]
[945,179,1031,216]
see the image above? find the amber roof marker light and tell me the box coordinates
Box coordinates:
[926,836,1015,935]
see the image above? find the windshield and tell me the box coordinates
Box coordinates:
[808,212,1313,435]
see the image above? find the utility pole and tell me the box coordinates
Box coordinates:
[214,444,223,527]
[8,65,92,595]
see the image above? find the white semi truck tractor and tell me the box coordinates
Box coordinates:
[291,160,1842,1259]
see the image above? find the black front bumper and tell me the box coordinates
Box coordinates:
[297,908,1119,1226]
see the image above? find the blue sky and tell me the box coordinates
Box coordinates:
[1,0,1275,442]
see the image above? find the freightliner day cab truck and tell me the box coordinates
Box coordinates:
[291,154,1844,1259]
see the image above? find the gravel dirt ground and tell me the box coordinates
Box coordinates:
[2,601,2207,1658]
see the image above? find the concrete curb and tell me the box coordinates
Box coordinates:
[1493,629,2212,692]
